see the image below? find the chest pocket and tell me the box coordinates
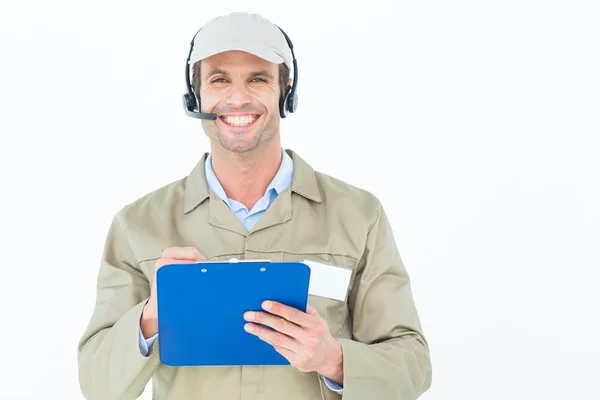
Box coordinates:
[282,252,358,339]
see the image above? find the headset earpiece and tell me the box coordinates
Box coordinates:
[276,26,298,119]
[280,85,291,118]
[183,92,196,113]
[288,87,298,114]
[280,84,298,118]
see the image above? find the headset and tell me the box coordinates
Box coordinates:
[182,26,298,120]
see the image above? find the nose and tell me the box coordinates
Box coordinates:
[226,81,252,108]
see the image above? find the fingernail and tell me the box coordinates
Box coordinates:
[263,301,272,310]
[244,324,254,332]
[244,311,255,321]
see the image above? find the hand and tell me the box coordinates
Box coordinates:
[243,301,344,384]
[140,247,215,338]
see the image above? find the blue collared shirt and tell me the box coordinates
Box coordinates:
[139,149,344,394]
[203,148,294,231]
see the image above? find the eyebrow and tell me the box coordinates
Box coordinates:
[204,69,275,81]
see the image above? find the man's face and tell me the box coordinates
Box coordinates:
[198,50,282,153]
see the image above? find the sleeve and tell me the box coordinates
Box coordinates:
[322,376,344,394]
[77,209,161,400]
[337,202,433,400]
[139,328,158,356]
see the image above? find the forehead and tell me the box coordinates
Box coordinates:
[199,50,278,75]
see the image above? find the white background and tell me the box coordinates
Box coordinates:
[0,0,599,399]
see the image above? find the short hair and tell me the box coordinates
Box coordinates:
[191,62,290,108]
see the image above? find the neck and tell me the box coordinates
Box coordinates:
[210,137,283,210]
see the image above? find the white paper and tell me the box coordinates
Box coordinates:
[302,259,352,301]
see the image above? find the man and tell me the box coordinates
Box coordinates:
[77,11,432,400]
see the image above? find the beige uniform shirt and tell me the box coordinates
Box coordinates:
[77,149,433,400]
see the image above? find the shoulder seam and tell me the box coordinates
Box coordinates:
[116,207,141,269]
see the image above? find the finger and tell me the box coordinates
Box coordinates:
[244,323,301,354]
[162,247,206,261]
[262,301,314,329]
[244,311,307,341]
[155,258,200,269]
[272,344,297,364]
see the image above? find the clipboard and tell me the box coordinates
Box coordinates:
[156,259,311,367]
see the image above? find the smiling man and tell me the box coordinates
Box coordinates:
[77,12,432,400]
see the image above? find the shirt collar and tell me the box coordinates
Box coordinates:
[204,148,294,205]
[184,149,321,214]
[265,148,294,196]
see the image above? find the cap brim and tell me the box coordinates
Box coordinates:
[189,40,284,66]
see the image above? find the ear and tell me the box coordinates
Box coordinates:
[287,77,292,87]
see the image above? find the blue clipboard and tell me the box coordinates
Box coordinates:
[156,260,311,367]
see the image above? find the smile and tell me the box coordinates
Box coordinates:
[219,114,260,127]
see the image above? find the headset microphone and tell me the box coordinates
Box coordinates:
[182,96,218,120]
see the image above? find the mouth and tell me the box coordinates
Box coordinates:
[218,114,261,128]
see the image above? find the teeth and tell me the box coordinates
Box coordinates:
[222,115,258,126]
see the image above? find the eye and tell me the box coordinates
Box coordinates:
[251,78,267,83]
[211,78,227,83]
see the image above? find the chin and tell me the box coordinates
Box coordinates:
[218,137,263,153]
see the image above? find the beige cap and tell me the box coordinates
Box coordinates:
[189,12,292,70]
